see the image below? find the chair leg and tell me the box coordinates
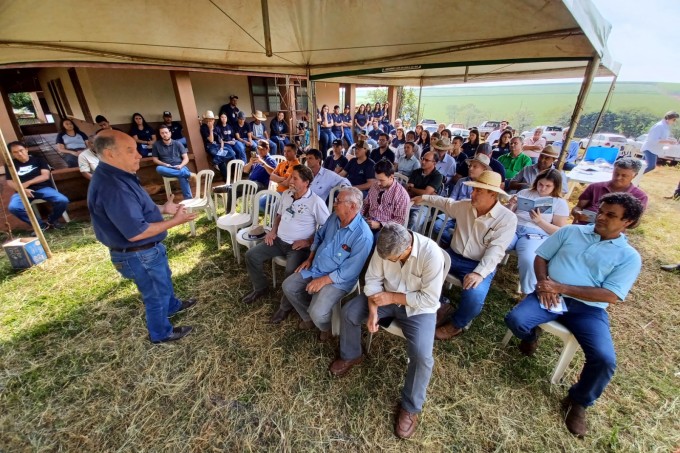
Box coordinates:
[550,336,579,385]
[62,211,71,223]
[272,260,276,287]
[217,229,221,248]
[189,220,196,236]
[231,231,241,265]
[501,329,514,347]
[366,332,374,354]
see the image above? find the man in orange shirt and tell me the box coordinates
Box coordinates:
[262,143,300,193]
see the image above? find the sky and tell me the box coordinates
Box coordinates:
[590,0,679,82]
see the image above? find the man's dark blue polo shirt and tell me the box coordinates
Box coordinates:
[88,161,166,249]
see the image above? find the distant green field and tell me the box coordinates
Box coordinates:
[357,82,680,129]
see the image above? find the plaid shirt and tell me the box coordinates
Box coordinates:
[362,179,410,225]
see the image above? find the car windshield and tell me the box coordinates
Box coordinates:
[545,126,562,132]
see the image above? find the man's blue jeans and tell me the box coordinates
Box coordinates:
[8,187,69,227]
[110,243,181,342]
[342,129,354,147]
[643,150,657,174]
[444,249,496,328]
[504,293,616,407]
[155,166,193,199]
[234,141,249,163]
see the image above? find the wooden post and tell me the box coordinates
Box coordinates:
[170,71,208,171]
[386,86,398,124]
[582,74,618,153]
[0,85,22,142]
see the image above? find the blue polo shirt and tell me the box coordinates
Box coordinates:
[354,113,368,127]
[301,212,373,292]
[331,113,343,134]
[88,161,166,250]
[248,155,276,186]
[536,224,641,309]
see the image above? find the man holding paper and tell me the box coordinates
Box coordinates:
[504,192,644,438]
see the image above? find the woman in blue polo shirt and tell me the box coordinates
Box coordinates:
[318,104,334,159]
[354,104,368,137]
[372,102,383,121]
[129,113,156,157]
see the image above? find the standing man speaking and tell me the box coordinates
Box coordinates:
[89,130,198,344]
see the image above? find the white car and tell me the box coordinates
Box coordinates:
[521,125,563,143]
[449,128,470,139]
[579,133,628,150]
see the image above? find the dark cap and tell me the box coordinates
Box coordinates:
[95,115,108,123]
[163,111,172,117]
[230,95,239,100]
[332,139,343,146]
[345,105,350,109]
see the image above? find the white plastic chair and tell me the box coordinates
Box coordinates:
[632,159,646,187]
[213,160,244,213]
[327,185,343,212]
[162,176,178,199]
[179,169,215,236]
[393,172,409,187]
[271,255,288,288]
[236,190,280,252]
[271,155,286,166]
[501,321,579,385]
[411,201,450,243]
[330,281,361,336]
[215,180,259,264]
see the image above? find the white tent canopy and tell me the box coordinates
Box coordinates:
[0,0,619,82]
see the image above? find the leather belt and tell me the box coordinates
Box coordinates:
[110,242,159,253]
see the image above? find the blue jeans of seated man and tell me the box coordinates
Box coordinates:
[230,142,247,163]
[282,271,347,332]
[506,224,549,294]
[9,187,69,227]
[643,150,657,174]
[444,248,496,329]
[110,243,182,342]
[340,294,436,414]
[504,293,616,407]
[343,129,354,147]
[156,165,193,199]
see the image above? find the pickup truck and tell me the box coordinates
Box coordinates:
[478,120,501,136]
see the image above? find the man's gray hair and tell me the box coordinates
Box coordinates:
[614,157,643,174]
[338,186,363,211]
[376,223,411,259]
[92,134,116,156]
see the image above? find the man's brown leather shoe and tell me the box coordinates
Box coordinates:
[329,355,364,377]
[561,396,587,437]
[434,322,463,340]
[435,303,456,327]
[395,406,419,439]
[318,329,333,342]
[241,289,267,304]
[268,308,292,324]
[298,319,315,330]
[518,339,539,356]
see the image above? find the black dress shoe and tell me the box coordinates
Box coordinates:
[213,184,231,194]
[171,298,197,317]
[242,289,267,304]
[151,326,193,344]
[268,308,292,324]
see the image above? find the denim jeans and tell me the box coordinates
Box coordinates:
[504,293,616,407]
[272,136,290,155]
[9,187,69,227]
[319,129,334,158]
[342,129,354,147]
[506,224,549,294]
[340,294,436,413]
[110,243,181,342]
[282,272,347,332]
[156,165,193,199]
[444,249,497,328]
[643,150,657,174]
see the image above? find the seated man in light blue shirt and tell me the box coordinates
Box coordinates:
[552,127,580,170]
[504,192,643,438]
[394,141,421,178]
[282,186,373,341]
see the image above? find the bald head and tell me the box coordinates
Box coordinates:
[93,129,141,173]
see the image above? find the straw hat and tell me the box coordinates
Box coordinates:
[539,145,559,158]
[465,153,491,170]
[433,137,453,151]
[202,110,216,120]
[463,170,507,196]
[253,110,267,121]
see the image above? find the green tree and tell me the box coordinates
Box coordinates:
[615,108,657,137]
[365,88,387,106]
[398,88,423,126]
[511,108,534,134]
[9,92,33,112]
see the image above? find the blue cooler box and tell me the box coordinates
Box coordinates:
[3,238,48,269]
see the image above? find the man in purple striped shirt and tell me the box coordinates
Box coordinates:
[363,160,410,236]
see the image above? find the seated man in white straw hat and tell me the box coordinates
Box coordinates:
[250,110,278,155]
[413,170,516,340]
[507,145,568,194]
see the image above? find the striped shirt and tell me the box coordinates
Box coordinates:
[362,179,410,226]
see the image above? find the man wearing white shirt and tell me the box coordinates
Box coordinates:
[243,165,330,324]
[485,120,509,147]
[640,111,679,174]
[330,223,445,439]
[305,148,350,201]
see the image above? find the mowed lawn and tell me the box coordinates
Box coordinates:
[1,166,679,452]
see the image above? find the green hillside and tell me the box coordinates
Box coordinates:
[357,82,680,131]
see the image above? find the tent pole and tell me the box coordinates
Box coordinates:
[415,78,423,126]
[260,0,272,57]
[307,68,318,149]
[0,128,52,258]
[558,55,601,170]
[582,74,618,152]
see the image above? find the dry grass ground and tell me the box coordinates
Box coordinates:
[1,166,679,452]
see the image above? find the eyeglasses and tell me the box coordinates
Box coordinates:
[421,158,434,162]
[333,198,351,205]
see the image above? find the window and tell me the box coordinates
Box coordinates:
[249,77,307,112]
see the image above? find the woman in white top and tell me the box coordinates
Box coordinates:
[506,168,569,295]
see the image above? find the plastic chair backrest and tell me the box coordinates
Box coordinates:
[394,172,409,187]
[584,146,619,164]
[632,159,646,186]
[226,160,244,185]
[253,190,281,227]
[441,248,451,278]
[194,169,215,200]
[271,155,286,166]
[229,180,259,214]
[327,184,343,212]
[411,201,449,241]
